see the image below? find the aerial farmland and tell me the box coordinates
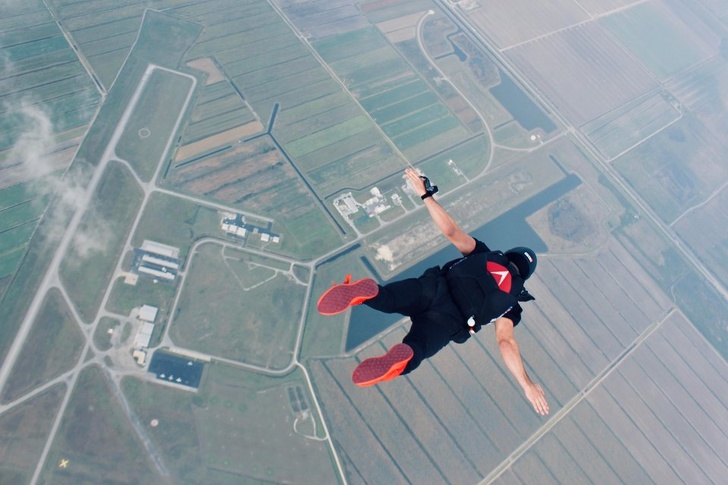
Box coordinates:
[1,0,728,483]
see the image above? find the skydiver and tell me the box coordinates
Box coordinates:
[317,168,549,415]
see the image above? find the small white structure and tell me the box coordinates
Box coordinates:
[139,305,158,323]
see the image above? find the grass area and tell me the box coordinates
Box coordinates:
[0,384,65,483]
[0,246,25,280]
[1,288,84,403]
[273,208,344,261]
[115,68,194,182]
[130,191,221,263]
[40,366,160,484]
[171,242,305,369]
[93,317,120,352]
[59,162,143,322]
[106,276,177,324]
[121,363,336,484]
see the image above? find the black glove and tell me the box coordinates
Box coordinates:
[419,176,438,199]
[518,288,535,302]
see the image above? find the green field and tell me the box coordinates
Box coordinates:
[59,162,143,323]
[106,276,178,324]
[0,288,84,403]
[41,366,159,484]
[360,78,430,112]
[171,242,304,369]
[314,25,474,163]
[284,115,373,158]
[130,192,221,262]
[93,317,121,352]
[121,364,336,483]
[180,80,258,146]
[165,136,343,260]
[116,68,194,181]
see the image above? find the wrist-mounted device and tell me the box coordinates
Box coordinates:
[419,176,438,200]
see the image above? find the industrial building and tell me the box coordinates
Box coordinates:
[132,240,181,283]
[220,212,279,243]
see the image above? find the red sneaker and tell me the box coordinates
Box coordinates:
[352,343,413,387]
[317,274,378,316]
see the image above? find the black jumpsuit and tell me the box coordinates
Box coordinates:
[363,238,522,374]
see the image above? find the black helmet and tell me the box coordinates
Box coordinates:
[505,247,537,280]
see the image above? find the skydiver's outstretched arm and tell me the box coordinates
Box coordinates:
[405,168,476,256]
[494,317,550,415]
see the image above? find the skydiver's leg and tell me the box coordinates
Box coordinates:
[363,277,431,316]
[400,311,460,375]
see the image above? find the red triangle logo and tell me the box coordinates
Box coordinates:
[487,261,512,293]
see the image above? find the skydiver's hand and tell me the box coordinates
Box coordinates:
[524,382,549,416]
[405,168,428,197]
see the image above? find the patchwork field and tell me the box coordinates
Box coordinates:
[506,22,657,126]
[176,78,261,154]
[0,2,100,152]
[314,26,473,162]
[582,92,680,160]
[467,0,588,49]
[166,136,342,258]
[309,238,677,483]
[667,56,728,145]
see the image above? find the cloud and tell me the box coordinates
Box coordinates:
[7,101,56,178]
[4,99,108,261]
